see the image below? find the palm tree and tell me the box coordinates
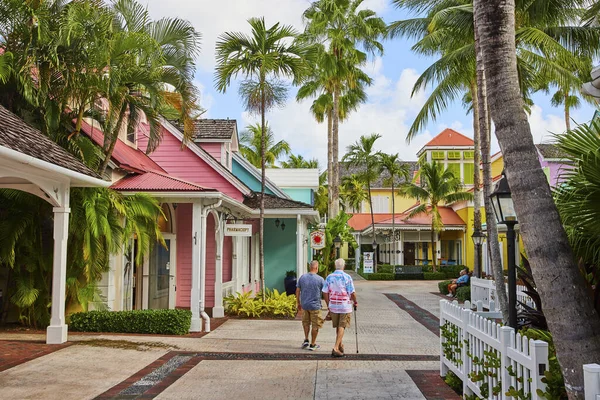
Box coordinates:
[473,0,600,395]
[342,134,382,266]
[214,17,312,297]
[302,0,387,218]
[399,161,472,272]
[341,174,367,213]
[379,153,410,250]
[281,154,319,169]
[314,171,329,216]
[240,123,291,168]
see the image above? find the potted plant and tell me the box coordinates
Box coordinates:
[284,270,297,296]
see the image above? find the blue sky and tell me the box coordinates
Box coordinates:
[146,0,596,168]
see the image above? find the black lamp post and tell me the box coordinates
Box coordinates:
[372,240,378,268]
[333,235,342,259]
[489,170,518,329]
[471,228,486,278]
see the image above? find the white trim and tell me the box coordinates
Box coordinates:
[0,145,110,188]
[193,138,232,143]
[231,152,290,198]
[160,118,252,195]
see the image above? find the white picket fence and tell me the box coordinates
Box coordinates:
[471,277,535,311]
[440,299,549,399]
[222,280,235,298]
[585,364,600,400]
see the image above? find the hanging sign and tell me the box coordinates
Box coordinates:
[363,252,374,274]
[310,230,326,250]
[224,224,252,237]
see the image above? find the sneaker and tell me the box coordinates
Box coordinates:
[309,344,320,351]
[301,339,309,349]
[339,343,344,354]
[331,349,344,358]
[446,293,454,297]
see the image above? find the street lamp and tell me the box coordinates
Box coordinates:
[471,228,486,278]
[489,170,518,329]
[372,240,378,268]
[333,235,342,258]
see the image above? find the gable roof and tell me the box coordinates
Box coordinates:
[535,143,568,160]
[111,171,216,192]
[418,129,474,155]
[80,120,165,174]
[339,161,419,188]
[0,105,102,179]
[192,119,236,140]
[359,206,466,233]
[348,213,396,231]
[232,152,290,198]
[243,192,313,209]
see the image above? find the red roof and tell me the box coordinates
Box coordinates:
[80,120,164,174]
[111,171,216,192]
[348,214,395,231]
[378,206,465,226]
[424,128,474,147]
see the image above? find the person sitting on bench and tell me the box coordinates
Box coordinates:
[447,268,469,297]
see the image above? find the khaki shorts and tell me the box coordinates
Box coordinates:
[302,309,324,329]
[331,312,351,328]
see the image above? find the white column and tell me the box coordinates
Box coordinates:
[399,232,404,265]
[47,205,70,344]
[190,202,203,332]
[213,216,225,318]
[436,232,442,264]
[296,215,303,277]
[355,234,361,271]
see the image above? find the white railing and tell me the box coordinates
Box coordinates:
[584,364,600,400]
[222,280,235,298]
[471,277,535,311]
[440,299,549,399]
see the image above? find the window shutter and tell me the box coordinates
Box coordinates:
[464,151,474,160]
[448,151,461,160]
[432,151,445,160]
[464,163,474,184]
[447,163,460,179]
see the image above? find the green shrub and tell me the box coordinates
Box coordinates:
[424,272,446,280]
[456,286,471,302]
[224,289,297,318]
[439,280,452,295]
[440,265,465,279]
[394,272,425,280]
[377,264,394,273]
[366,273,395,280]
[69,309,191,335]
[444,371,463,394]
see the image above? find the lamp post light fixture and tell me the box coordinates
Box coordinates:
[490,170,518,329]
[333,235,342,258]
[275,218,280,228]
[471,228,486,278]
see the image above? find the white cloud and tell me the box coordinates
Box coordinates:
[527,105,566,144]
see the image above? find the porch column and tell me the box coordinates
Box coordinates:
[355,234,361,271]
[47,205,70,344]
[213,217,225,318]
[399,232,404,265]
[296,215,304,278]
[436,232,442,264]
[190,202,203,332]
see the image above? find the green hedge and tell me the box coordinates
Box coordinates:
[424,272,446,280]
[69,309,192,335]
[364,273,395,280]
[439,280,452,295]
[456,286,471,302]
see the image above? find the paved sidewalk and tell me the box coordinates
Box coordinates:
[0,279,454,399]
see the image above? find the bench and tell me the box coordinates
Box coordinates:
[395,265,424,280]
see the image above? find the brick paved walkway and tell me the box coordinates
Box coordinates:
[0,339,71,372]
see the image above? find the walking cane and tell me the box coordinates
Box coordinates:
[353,304,359,353]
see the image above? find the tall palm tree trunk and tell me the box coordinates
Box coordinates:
[470,80,483,278]
[260,84,266,302]
[475,35,509,320]
[327,110,334,218]
[431,225,437,272]
[99,103,127,175]
[474,0,600,396]
[331,86,340,217]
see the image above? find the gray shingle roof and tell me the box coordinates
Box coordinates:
[192,119,236,140]
[243,192,313,209]
[339,161,419,188]
[535,144,567,160]
[0,105,102,179]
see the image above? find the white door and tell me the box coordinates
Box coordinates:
[148,235,177,309]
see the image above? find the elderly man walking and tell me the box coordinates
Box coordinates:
[296,260,325,351]
[323,258,357,358]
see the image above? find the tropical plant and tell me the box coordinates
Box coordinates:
[399,161,472,271]
[473,0,600,395]
[341,174,367,213]
[378,153,410,247]
[342,134,383,263]
[320,211,357,276]
[314,171,329,216]
[240,123,291,168]
[281,154,319,169]
[301,0,387,219]
[215,17,313,300]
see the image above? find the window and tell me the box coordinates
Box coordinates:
[432,151,445,160]
[464,163,474,185]
[371,196,390,213]
[448,151,461,160]
[447,163,460,180]
[464,151,474,159]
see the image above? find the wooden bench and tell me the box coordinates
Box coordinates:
[395,265,424,280]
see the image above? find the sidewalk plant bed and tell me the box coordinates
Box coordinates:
[224,288,297,318]
[358,264,466,281]
[69,309,192,335]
